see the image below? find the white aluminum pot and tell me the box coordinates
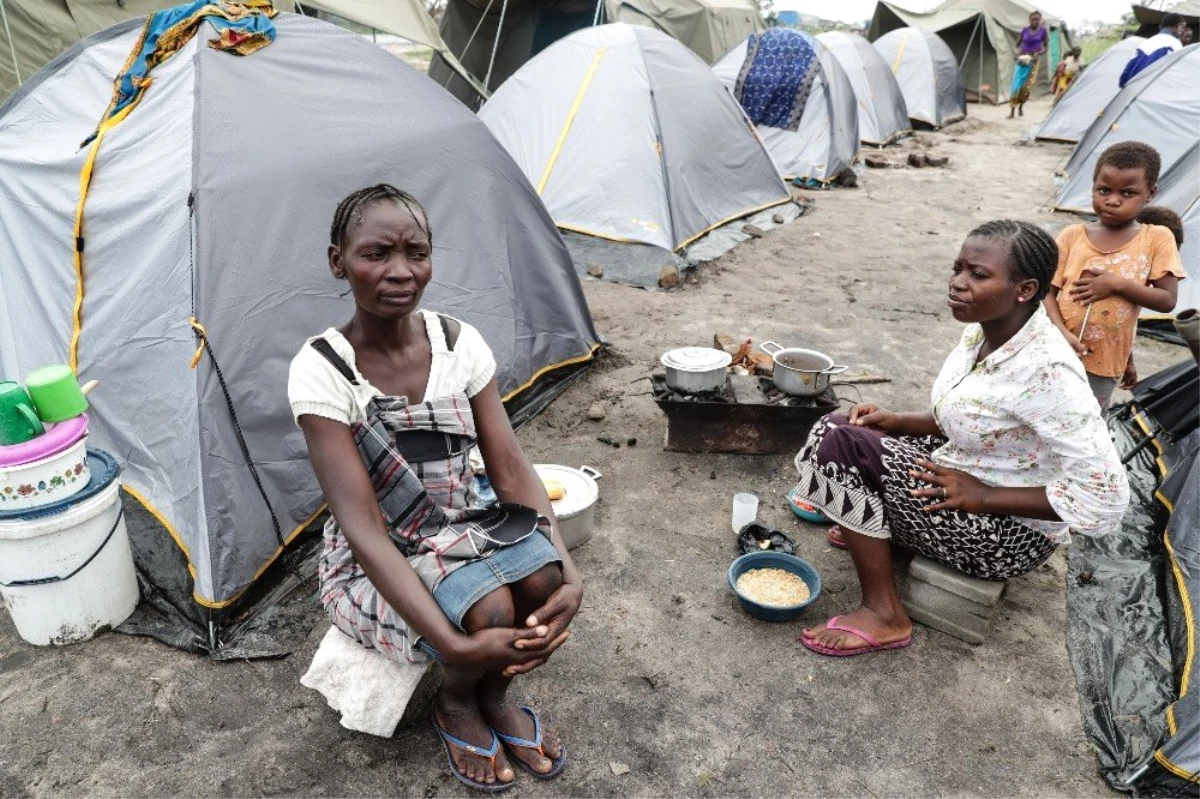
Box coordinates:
[759,342,848,397]
[660,347,732,394]
[534,464,601,550]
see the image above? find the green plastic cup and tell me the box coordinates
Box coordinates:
[0,381,45,445]
[25,364,89,423]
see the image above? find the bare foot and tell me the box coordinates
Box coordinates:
[802,606,912,652]
[434,693,514,786]
[482,703,562,774]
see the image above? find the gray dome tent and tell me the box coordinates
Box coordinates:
[817,31,911,146]
[0,10,599,649]
[1054,44,1197,210]
[1036,36,1144,144]
[872,26,966,128]
[1151,142,1199,317]
[713,28,860,184]
[479,23,791,287]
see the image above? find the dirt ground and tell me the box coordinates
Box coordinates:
[0,95,1186,798]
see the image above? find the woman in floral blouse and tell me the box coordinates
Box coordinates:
[792,220,1129,657]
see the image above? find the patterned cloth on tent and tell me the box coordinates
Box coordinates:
[84,0,279,145]
[733,29,818,131]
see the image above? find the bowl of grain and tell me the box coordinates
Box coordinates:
[727,551,821,622]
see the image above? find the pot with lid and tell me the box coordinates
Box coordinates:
[534,464,601,550]
[659,347,731,394]
[759,341,847,397]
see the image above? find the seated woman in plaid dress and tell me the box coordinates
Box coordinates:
[289,185,580,791]
[792,221,1129,657]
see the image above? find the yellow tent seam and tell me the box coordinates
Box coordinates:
[891,32,908,74]
[674,197,792,252]
[1154,750,1199,782]
[501,344,601,404]
[536,46,607,196]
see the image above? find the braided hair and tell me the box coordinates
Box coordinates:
[966,220,1058,302]
[329,184,432,249]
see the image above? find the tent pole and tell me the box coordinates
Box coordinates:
[0,0,21,86]
[482,0,509,91]
[979,15,984,105]
[958,14,980,99]
[592,0,604,26]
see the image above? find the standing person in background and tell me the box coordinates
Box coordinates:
[1044,142,1184,414]
[1119,13,1186,87]
[1053,47,1085,103]
[1009,11,1048,118]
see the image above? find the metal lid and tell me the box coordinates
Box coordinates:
[659,347,732,373]
[533,464,599,520]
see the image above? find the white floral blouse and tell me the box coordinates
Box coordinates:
[930,306,1129,543]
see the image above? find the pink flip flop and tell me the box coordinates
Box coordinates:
[800,615,912,657]
[827,525,848,550]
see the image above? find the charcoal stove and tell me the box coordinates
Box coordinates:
[651,374,839,454]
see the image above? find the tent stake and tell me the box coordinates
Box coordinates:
[0,0,21,87]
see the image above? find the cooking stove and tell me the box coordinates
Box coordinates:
[651,374,839,454]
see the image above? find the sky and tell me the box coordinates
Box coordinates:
[772,0,1137,27]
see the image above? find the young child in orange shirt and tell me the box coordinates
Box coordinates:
[1044,142,1184,412]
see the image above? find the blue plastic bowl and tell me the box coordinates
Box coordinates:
[727,551,822,622]
[786,486,829,523]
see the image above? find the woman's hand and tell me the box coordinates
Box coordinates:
[1060,328,1088,357]
[500,581,583,677]
[909,459,991,513]
[446,626,568,674]
[849,403,900,432]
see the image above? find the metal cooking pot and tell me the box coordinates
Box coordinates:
[534,464,601,550]
[759,341,847,397]
[660,347,731,394]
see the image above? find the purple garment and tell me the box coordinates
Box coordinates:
[1018,25,1048,55]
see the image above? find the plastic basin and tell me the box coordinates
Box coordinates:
[786,486,829,523]
[727,551,821,622]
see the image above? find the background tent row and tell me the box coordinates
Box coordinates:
[869,0,1071,104]
[0,12,599,652]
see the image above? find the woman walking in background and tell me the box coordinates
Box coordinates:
[1009,11,1048,118]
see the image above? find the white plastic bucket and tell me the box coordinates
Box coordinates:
[0,451,137,645]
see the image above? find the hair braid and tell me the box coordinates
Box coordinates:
[329,184,432,249]
[967,220,1058,302]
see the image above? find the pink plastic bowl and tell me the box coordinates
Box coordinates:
[0,414,88,467]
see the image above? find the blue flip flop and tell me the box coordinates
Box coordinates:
[432,716,515,793]
[492,706,567,779]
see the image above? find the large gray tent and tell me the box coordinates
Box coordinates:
[872,26,966,128]
[1036,36,1144,143]
[1054,44,1197,205]
[0,11,599,637]
[713,29,860,184]
[816,31,911,146]
[479,23,790,286]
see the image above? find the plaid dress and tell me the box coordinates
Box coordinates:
[312,341,543,663]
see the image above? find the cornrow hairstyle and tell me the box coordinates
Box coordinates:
[329,184,432,249]
[1138,205,1185,247]
[967,220,1058,302]
[1093,141,1161,186]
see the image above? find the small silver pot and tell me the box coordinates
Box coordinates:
[660,347,732,394]
[759,341,847,397]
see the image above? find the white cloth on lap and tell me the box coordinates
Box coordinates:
[300,626,430,737]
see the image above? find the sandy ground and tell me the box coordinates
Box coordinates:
[0,95,1186,798]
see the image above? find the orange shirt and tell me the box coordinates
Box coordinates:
[1052,224,1184,378]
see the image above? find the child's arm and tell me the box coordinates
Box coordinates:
[1121,354,1138,390]
[1043,286,1087,356]
[1069,271,1179,314]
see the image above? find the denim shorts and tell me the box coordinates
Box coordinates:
[432,532,561,631]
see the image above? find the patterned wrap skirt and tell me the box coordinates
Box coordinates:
[792,414,1056,581]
